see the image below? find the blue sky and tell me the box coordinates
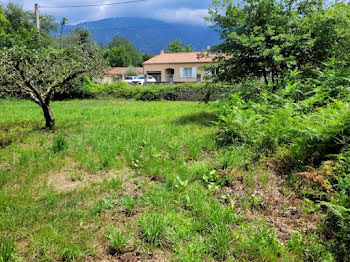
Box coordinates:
[2,0,214,25]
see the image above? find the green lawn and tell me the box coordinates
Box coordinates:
[0,99,326,261]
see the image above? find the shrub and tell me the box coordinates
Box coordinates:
[54,75,95,100]
[86,81,232,102]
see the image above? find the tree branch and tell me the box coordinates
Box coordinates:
[44,69,86,104]
[12,60,44,105]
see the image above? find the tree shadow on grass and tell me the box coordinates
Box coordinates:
[173,111,218,126]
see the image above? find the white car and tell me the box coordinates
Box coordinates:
[131,75,157,85]
[122,76,135,84]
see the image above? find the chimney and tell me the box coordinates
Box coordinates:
[160,48,164,55]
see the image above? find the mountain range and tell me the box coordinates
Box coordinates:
[62,17,221,54]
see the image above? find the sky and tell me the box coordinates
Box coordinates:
[1,0,214,25]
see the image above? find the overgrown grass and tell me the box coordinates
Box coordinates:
[0,99,334,261]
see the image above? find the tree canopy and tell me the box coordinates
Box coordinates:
[105,36,142,67]
[208,0,350,84]
[4,2,57,33]
[0,7,8,37]
[167,40,194,53]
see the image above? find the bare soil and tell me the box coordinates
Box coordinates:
[219,167,318,241]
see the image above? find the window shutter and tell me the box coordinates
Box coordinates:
[192,67,197,77]
[180,68,184,78]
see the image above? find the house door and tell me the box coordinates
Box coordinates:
[165,68,175,83]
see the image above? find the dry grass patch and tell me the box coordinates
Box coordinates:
[220,167,318,241]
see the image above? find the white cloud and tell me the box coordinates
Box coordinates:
[2,0,212,26]
[153,8,209,25]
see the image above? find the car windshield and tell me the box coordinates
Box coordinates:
[136,76,144,79]
[125,76,133,80]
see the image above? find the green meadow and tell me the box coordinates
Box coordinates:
[0,99,331,261]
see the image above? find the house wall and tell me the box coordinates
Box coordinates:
[92,76,114,84]
[143,63,213,83]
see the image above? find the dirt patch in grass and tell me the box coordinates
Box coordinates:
[0,136,13,148]
[16,238,31,260]
[115,171,145,198]
[82,173,161,261]
[87,248,167,262]
[220,167,318,241]
[47,168,99,192]
[47,168,133,192]
[0,161,11,169]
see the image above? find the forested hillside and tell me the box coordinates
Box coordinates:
[60,17,220,54]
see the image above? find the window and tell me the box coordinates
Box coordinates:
[184,68,193,77]
[180,67,196,78]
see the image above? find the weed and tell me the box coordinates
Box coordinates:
[104,177,123,190]
[138,212,167,247]
[0,235,15,262]
[92,198,115,215]
[108,229,129,254]
[175,237,207,262]
[175,176,189,190]
[60,245,81,261]
[250,194,262,208]
[208,225,232,260]
[52,135,68,153]
[120,195,137,216]
[70,173,82,182]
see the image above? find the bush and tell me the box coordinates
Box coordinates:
[218,66,350,164]
[86,81,232,102]
[53,75,95,100]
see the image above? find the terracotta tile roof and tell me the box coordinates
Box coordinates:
[106,67,143,75]
[143,52,220,65]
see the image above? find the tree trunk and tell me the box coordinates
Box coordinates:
[263,68,268,85]
[41,103,55,129]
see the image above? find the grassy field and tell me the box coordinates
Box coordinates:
[0,99,327,261]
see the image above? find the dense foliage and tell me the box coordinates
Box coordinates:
[166,39,194,53]
[103,35,154,67]
[208,0,350,84]
[65,81,229,102]
[210,0,350,260]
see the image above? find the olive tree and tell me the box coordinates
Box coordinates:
[0,42,105,129]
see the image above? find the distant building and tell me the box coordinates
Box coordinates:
[143,49,220,83]
[94,67,144,84]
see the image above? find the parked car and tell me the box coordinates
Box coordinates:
[131,75,157,85]
[122,76,135,84]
